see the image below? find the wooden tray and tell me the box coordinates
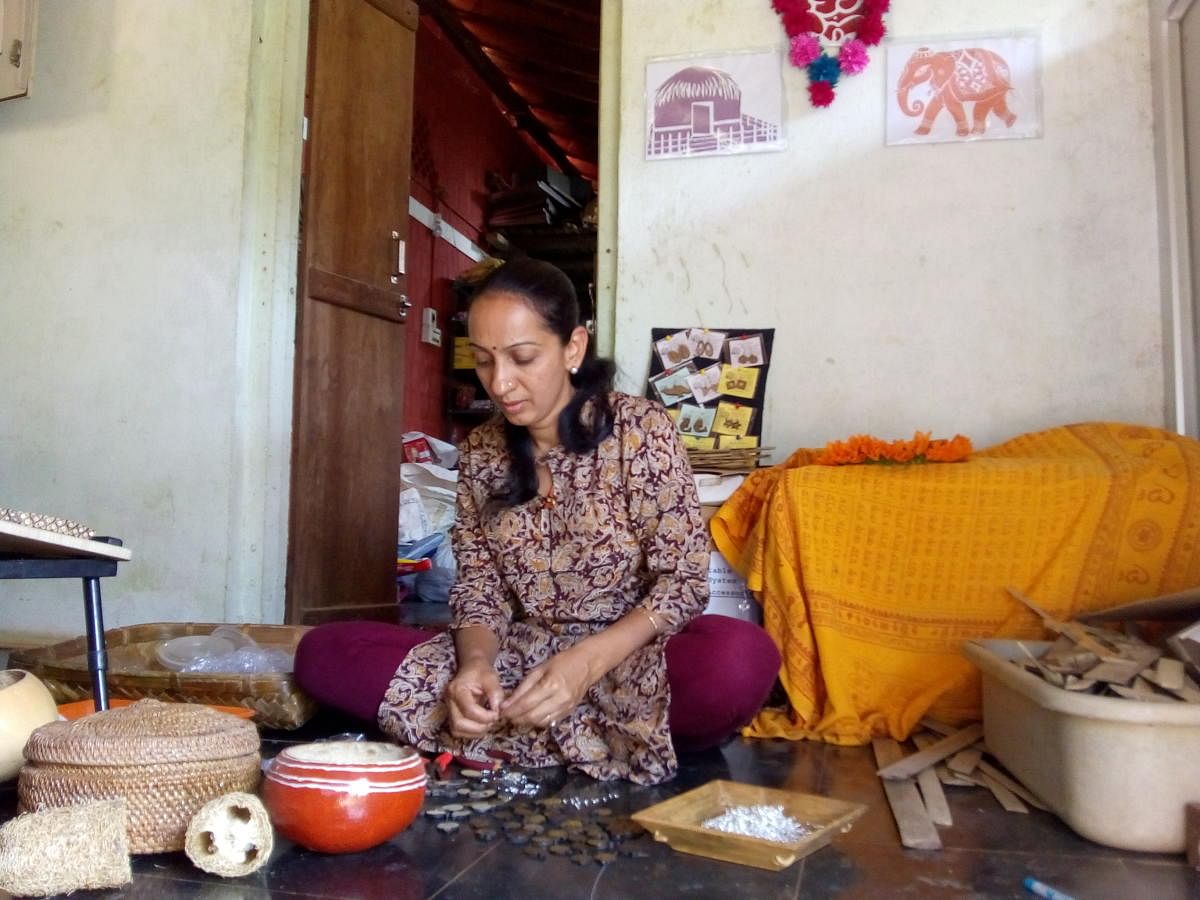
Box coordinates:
[631,779,866,871]
[10,622,316,730]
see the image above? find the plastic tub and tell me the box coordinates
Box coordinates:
[963,639,1200,852]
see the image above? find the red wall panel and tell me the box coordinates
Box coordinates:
[401,16,545,441]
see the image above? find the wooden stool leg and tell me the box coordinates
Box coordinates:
[1186,802,1200,868]
[81,576,109,711]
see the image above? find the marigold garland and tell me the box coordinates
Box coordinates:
[773,0,890,107]
[815,431,973,466]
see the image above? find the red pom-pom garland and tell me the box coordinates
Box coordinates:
[856,13,886,47]
[773,0,891,108]
[808,80,836,107]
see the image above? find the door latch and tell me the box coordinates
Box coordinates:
[389,230,406,284]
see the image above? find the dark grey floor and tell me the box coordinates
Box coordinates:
[3,708,1199,900]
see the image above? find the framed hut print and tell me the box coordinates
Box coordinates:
[645,49,786,161]
[885,34,1043,146]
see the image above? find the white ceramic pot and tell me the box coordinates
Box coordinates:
[0,669,59,781]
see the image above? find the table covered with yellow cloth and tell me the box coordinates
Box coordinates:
[711,422,1200,745]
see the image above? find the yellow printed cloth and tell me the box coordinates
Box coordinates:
[711,423,1200,745]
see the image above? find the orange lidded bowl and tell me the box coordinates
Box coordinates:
[262,741,426,853]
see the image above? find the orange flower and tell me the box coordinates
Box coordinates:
[925,434,973,462]
[814,431,973,466]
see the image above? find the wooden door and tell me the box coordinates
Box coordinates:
[286,0,417,624]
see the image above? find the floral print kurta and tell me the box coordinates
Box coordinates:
[379,392,710,784]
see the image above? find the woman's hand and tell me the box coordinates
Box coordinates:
[500,645,596,729]
[446,659,505,738]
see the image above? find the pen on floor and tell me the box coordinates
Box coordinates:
[1023,876,1075,900]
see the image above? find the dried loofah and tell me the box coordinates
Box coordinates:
[185,791,274,878]
[0,799,131,897]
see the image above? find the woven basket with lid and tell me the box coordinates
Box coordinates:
[18,699,261,854]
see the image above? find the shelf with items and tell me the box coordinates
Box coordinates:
[483,167,598,324]
[484,223,597,325]
[444,268,497,442]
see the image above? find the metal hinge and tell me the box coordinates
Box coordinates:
[8,39,22,68]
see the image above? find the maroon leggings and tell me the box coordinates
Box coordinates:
[294,615,780,753]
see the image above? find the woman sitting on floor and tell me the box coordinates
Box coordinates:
[295,257,780,785]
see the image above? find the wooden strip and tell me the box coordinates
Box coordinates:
[978,771,1028,813]
[1155,657,1186,691]
[308,267,407,323]
[1109,682,1179,703]
[1085,644,1162,685]
[0,521,132,561]
[947,747,984,776]
[915,766,953,827]
[872,738,942,850]
[1076,586,1200,623]
[935,765,975,787]
[913,734,975,786]
[919,717,957,737]
[877,724,984,781]
[975,760,1048,811]
[1006,587,1114,657]
[1152,674,1200,703]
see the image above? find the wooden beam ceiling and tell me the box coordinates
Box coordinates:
[427,0,600,183]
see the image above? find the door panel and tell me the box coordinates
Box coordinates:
[287,0,417,624]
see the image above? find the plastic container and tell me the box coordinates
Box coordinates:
[155,635,236,671]
[963,639,1200,853]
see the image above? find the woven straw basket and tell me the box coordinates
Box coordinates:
[9,622,316,729]
[18,699,261,854]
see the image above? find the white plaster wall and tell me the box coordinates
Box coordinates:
[612,0,1165,455]
[0,2,256,635]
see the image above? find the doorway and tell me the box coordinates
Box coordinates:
[282,0,602,623]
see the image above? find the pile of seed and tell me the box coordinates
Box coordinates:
[423,787,649,865]
[700,805,811,843]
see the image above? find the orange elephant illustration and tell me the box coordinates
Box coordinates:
[897,47,1017,137]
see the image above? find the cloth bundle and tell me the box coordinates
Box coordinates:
[713,422,1200,743]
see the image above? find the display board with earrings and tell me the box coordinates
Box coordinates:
[645,327,774,472]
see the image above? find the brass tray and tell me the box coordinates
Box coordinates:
[631,779,866,871]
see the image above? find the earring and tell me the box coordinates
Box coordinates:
[569,366,579,375]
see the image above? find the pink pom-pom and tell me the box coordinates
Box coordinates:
[789,33,822,68]
[857,13,886,46]
[808,80,836,107]
[839,39,870,75]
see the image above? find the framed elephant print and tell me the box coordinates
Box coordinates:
[885,34,1042,146]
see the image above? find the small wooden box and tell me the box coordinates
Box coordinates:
[631,780,866,871]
